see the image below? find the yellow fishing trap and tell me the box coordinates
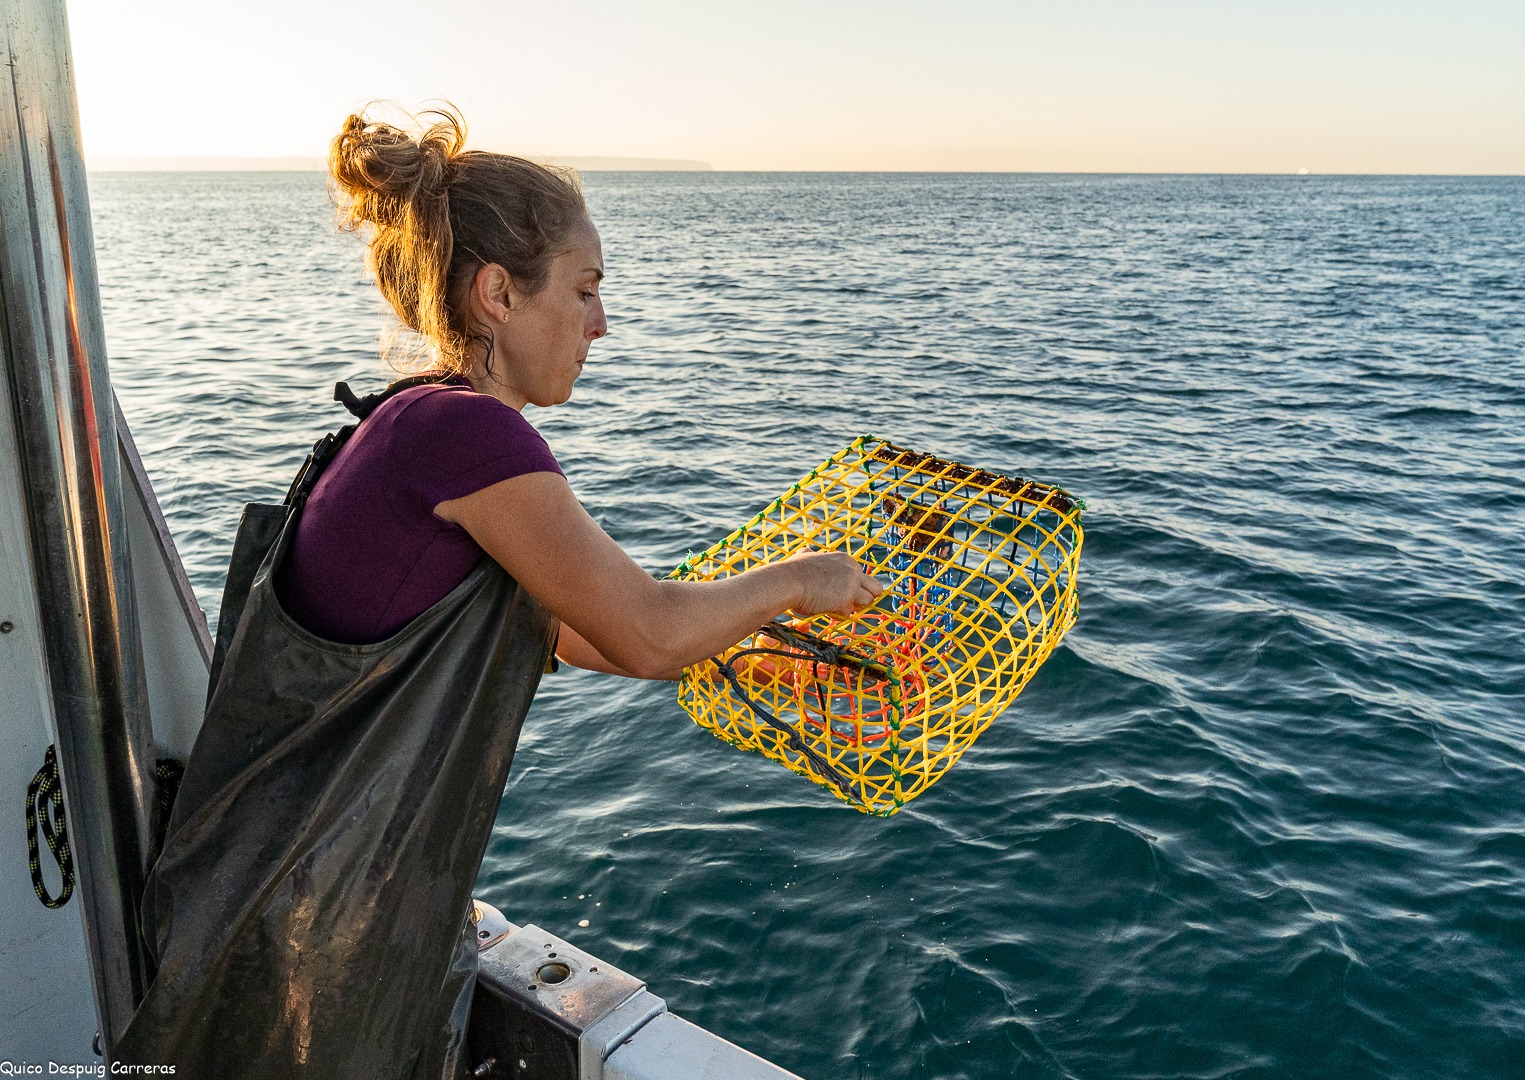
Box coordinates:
[671,436,1085,816]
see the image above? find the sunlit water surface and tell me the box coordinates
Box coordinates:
[92,172,1524,1079]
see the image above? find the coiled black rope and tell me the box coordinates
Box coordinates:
[25,745,74,909]
[712,621,894,806]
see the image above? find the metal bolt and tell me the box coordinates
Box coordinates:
[0,621,13,633]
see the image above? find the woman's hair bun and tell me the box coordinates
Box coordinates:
[329,106,465,231]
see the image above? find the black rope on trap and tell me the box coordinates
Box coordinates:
[710,621,893,806]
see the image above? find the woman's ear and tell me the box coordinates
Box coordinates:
[471,263,515,322]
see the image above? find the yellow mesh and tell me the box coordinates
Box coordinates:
[671,436,1085,816]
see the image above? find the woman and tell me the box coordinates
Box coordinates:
[116,107,882,1078]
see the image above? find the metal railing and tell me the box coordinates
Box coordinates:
[0,0,159,1052]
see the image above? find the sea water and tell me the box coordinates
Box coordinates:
[92,172,1524,1079]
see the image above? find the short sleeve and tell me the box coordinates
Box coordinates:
[386,386,563,513]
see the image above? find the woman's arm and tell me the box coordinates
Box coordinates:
[553,622,686,680]
[437,472,883,680]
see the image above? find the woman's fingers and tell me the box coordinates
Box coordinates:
[778,548,890,617]
[841,571,886,614]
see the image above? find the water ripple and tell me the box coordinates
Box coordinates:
[93,171,1525,1079]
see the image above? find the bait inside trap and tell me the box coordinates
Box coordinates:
[672,436,1085,815]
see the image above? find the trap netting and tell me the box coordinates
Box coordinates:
[671,436,1085,816]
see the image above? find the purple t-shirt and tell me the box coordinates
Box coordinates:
[275,381,562,644]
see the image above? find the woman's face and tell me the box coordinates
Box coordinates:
[475,217,607,409]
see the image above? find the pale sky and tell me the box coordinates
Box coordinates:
[69,0,1524,173]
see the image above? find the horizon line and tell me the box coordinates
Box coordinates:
[86,154,716,173]
[84,161,1525,178]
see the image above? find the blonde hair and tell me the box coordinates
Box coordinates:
[328,104,587,375]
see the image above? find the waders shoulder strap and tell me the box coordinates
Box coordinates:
[283,373,453,508]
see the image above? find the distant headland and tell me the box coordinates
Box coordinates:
[88,155,713,172]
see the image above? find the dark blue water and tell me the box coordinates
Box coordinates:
[92,172,1525,1079]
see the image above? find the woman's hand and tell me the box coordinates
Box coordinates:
[778,550,886,617]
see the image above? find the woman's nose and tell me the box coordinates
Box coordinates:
[589,300,608,339]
